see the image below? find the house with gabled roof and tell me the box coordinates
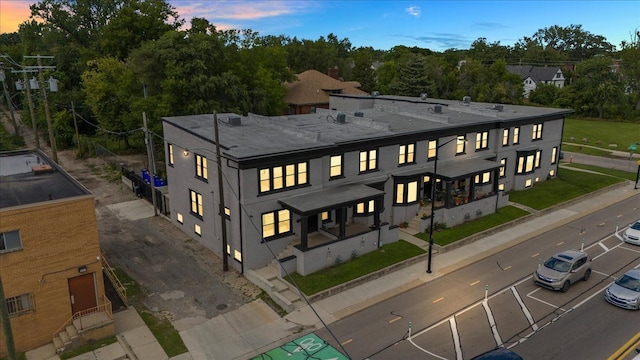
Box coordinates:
[284,69,367,115]
[506,65,565,98]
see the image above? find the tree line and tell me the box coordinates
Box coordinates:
[0,0,638,151]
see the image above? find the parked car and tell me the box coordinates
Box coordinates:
[533,250,592,292]
[604,269,640,310]
[471,347,523,359]
[623,220,640,245]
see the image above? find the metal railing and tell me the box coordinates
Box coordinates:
[101,249,127,304]
[52,295,112,342]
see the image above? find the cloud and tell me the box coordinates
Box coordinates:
[405,6,421,17]
[394,32,473,51]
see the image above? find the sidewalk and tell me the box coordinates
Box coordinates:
[179,181,640,359]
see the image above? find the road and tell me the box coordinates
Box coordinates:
[315,193,640,359]
[564,151,640,173]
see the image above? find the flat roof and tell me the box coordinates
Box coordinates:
[0,150,90,209]
[278,183,385,216]
[162,94,572,163]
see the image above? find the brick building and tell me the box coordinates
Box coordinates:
[0,149,113,356]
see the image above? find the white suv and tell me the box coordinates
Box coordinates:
[533,250,592,292]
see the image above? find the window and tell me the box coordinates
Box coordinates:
[262,210,291,239]
[516,152,537,174]
[259,162,309,193]
[395,181,418,204]
[551,147,558,164]
[234,249,242,262]
[0,230,22,253]
[476,131,489,150]
[359,149,378,173]
[427,140,437,160]
[195,154,208,181]
[475,172,491,185]
[502,129,509,146]
[6,293,33,317]
[499,158,507,178]
[224,207,231,219]
[398,144,415,165]
[355,200,375,215]
[176,213,183,224]
[456,136,466,154]
[534,150,542,168]
[498,183,505,191]
[321,211,331,223]
[194,224,201,236]
[330,155,343,178]
[513,127,520,144]
[190,190,203,218]
[532,123,543,140]
[168,144,174,166]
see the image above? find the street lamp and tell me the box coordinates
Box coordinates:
[427,136,464,274]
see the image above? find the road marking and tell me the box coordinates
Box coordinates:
[511,286,538,331]
[599,242,609,251]
[450,317,463,360]
[482,300,503,347]
[340,339,352,346]
[531,252,540,258]
[557,241,564,246]
[389,316,402,324]
[593,269,610,277]
[433,297,445,304]
[502,265,512,271]
[470,280,480,286]
[526,288,567,311]
[608,331,640,360]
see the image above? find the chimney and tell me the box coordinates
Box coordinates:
[328,67,339,80]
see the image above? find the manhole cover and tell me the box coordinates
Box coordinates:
[216,303,228,311]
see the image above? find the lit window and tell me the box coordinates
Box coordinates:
[398,144,415,165]
[194,224,201,235]
[532,123,543,140]
[476,131,489,150]
[0,230,22,253]
[330,155,343,178]
[226,244,231,255]
[456,136,466,154]
[499,158,507,178]
[551,147,558,164]
[502,129,509,146]
[549,169,556,176]
[273,166,284,190]
[224,207,230,219]
[474,172,491,184]
[168,144,174,165]
[525,179,533,187]
[535,150,541,168]
[427,140,437,160]
[195,154,208,180]
[259,162,309,194]
[176,213,183,224]
[355,200,375,214]
[359,149,378,172]
[321,211,331,222]
[395,181,418,204]
[190,190,203,217]
[234,249,242,262]
[6,293,33,317]
[513,127,520,144]
[516,153,536,174]
[498,183,505,191]
[262,209,291,240]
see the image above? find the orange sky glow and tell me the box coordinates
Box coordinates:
[1,1,32,34]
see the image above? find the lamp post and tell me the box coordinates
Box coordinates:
[427,137,460,274]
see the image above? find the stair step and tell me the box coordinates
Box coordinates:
[59,330,71,344]
[279,289,301,302]
[66,324,78,339]
[53,336,64,353]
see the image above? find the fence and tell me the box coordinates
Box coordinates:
[121,166,170,216]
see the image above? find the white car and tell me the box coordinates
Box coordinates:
[623,220,640,245]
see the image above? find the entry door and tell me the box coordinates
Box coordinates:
[68,273,97,314]
[307,214,318,233]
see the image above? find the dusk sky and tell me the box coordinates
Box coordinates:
[1,0,638,51]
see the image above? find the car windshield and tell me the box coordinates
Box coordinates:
[615,275,640,292]
[544,257,571,272]
[630,222,640,231]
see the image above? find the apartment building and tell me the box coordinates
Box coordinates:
[161,94,572,276]
[0,150,113,356]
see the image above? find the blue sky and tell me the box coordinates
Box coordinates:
[170,0,640,51]
[2,0,638,51]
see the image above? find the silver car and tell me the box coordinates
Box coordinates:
[604,269,640,310]
[623,220,640,245]
[533,250,592,292]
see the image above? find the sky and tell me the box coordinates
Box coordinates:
[1,0,639,51]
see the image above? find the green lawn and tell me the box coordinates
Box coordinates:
[285,240,425,295]
[563,118,640,152]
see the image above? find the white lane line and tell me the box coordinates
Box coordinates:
[482,300,503,347]
[526,288,567,311]
[470,280,480,286]
[511,286,538,331]
[571,282,614,310]
[592,269,610,277]
[599,242,609,251]
[407,337,449,360]
[450,317,463,360]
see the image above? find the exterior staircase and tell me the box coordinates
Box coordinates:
[246,244,305,313]
[52,298,114,354]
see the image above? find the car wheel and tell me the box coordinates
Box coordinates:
[561,280,570,292]
[583,269,591,281]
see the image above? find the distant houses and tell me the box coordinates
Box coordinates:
[506,65,565,98]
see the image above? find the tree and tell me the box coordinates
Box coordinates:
[572,56,625,118]
[619,29,640,111]
[351,49,376,93]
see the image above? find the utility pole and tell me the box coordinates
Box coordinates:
[25,55,57,163]
[214,112,229,271]
[142,84,157,216]
[20,70,40,149]
[0,68,19,136]
[0,277,17,360]
[71,101,81,156]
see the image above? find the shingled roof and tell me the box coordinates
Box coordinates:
[285,69,367,106]
[506,65,562,83]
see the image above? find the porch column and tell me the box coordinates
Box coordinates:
[339,207,346,239]
[300,216,308,251]
[469,179,476,201]
[373,196,381,228]
[444,181,452,207]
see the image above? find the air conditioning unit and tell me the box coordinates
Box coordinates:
[228,116,241,126]
[493,104,504,112]
[420,93,428,100]
[354,111,364,117]
[463,96,471,104]
[337,113,346,123]
[434,105,442,114]
[371,91,379,97]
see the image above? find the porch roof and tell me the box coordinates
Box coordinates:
[278,183,385,216]
[393,157,501,180]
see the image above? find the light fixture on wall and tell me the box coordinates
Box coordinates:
[183,148,189,156]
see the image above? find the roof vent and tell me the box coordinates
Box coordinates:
[434,105,442,114]
[463,96,471,105]
[337,113,346,123]
[493,104,504,112]
[420,93,428,100]
[228,116,241,126]
[371,91,379,97]
[354,111,364,117]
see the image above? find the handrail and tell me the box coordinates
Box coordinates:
[52,295,112,342]
[100,249,127,304]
